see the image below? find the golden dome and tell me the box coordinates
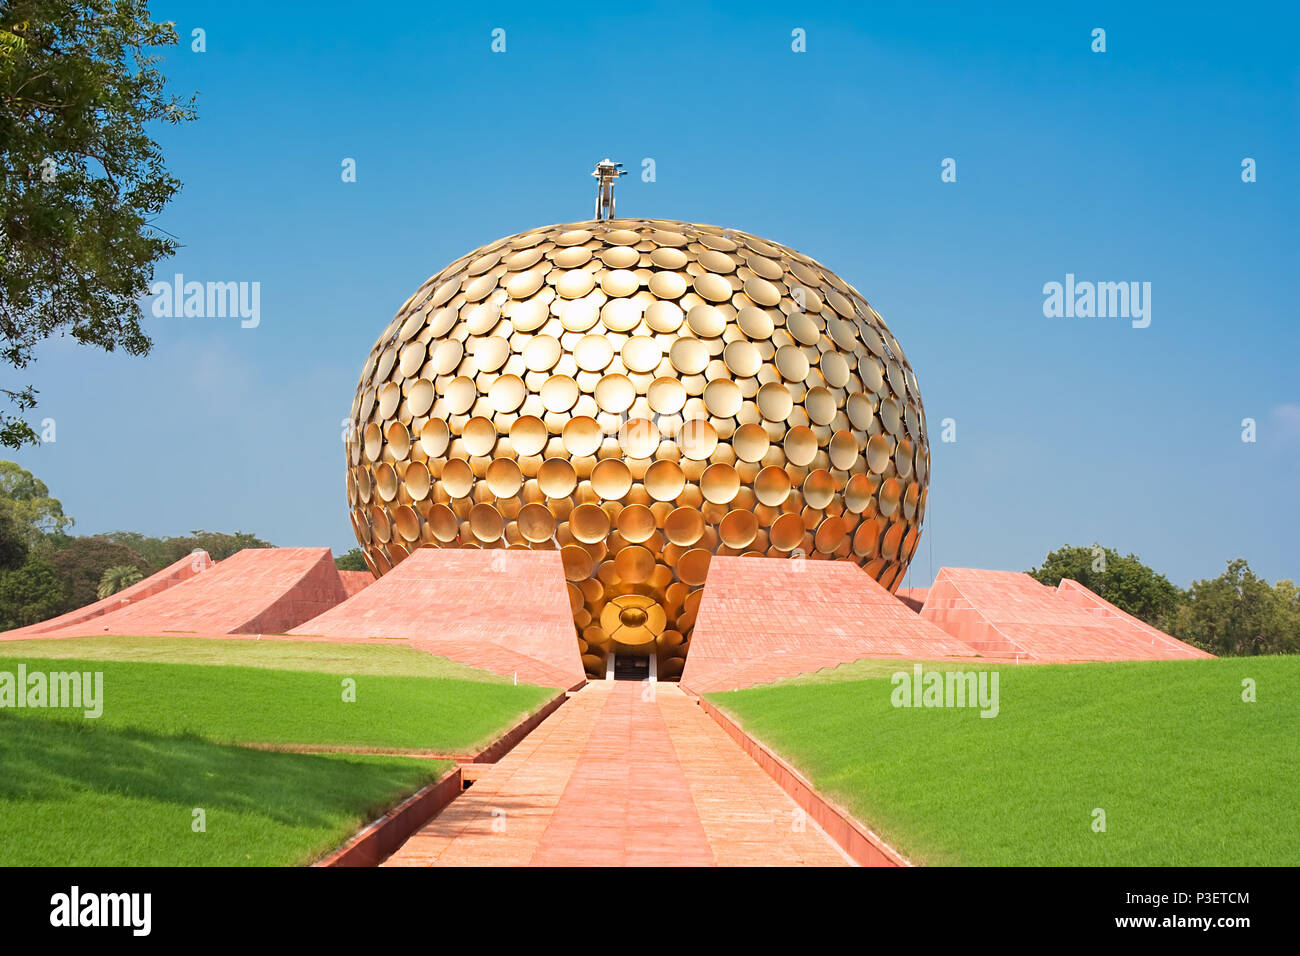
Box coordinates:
[345,218,930,679]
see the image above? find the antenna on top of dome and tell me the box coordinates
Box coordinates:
[591,159,626,220]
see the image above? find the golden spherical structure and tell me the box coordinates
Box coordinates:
[345,218,930,679]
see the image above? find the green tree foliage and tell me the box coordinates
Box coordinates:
[0,501,28,570]
[102,529,273,571]
[0,551,64,628]
[0,1,196,446]
[1175,560,1299,657]
[46,534,143,609]
[96,562,141,599]
[0,459,71,541]
[335,547,367,571]
[1029,543,1183,632]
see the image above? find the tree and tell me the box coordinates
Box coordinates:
[335,547,367,571]
[0,459,71,541]
[46,534,142,609]
[0,1,196,446]
[1029,543,1183,632]
[97,562,141,598]
[0,551,64,628]
[101,529,273,571]
[1174,559,1297,657]
[0,500,27,570]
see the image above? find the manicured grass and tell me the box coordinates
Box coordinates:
[0,635,510,681]
[0,712,450,865]
[757,657,1001,686]
[708,656,1299,866]
[0,655,557,751]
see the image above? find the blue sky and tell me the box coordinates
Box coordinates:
[11,0,1298,587]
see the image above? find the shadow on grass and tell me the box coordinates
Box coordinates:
[0,711,441,830]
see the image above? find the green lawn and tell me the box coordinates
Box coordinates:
[0,635,511,681]
[708,656,1299,866]
[0,654,556,751]
[0,713,450,865]
[0,642,561,865]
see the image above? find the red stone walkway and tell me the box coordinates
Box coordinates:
[383,681,850,867]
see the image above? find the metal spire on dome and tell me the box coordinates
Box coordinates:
[591,159,626,220]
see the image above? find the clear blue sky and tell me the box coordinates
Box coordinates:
[11,0,1298,588]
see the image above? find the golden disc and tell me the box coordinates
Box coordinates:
[440,458,474,498]
[701,462,740,504]
[537,458,577,498]
[509,415,547,456]
[463,416,497,457]
[732,422,771,462]
[486,457,523,497]
[679,418,718,459]
[719,510,759,549]
[562,416,603,457]
[468,502,503,542]
[665,506,706,546]
[614,545,655,583]
[517,502,555,543]
[570,502,611,543]
[594,373,636,412]
[644,459,686,501]
[616,503,657,543]
[669,337,710,374]
[591,458,633,499]
[754,465,792,507]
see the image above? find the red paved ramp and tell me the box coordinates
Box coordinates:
[289,549,585,688]
[39,548,347,637]
[919,567,1212,662]
[680,557,978,693]
[338,570,375,598]
[2,550,214,639]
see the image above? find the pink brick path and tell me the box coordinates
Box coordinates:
[290,549,586,688]
[384,681,850,867]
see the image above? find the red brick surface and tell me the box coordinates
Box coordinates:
[289,548,585,688]
[384,681,850,867]
[919,567,1213,661]
[1,550,214,639]
[337,570,375,598]
[37,548,348,637]
[680,557,979,693]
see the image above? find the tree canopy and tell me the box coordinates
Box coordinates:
[1028,543,1182,632]
[0,0,196,446]
[0,458,71,541]
[1175,559,1299,657]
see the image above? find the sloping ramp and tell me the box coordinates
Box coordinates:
[919,568,1212,661]
[39,548,347,637]
[289,548,585,688]
[680,557,978,693]
[1,550,215,639]
[337,570,375,598]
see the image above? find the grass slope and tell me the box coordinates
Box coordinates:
[0,655,556,751]
[0,635,509,681]
[708,656,1299,866]
[0,713,449,865]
